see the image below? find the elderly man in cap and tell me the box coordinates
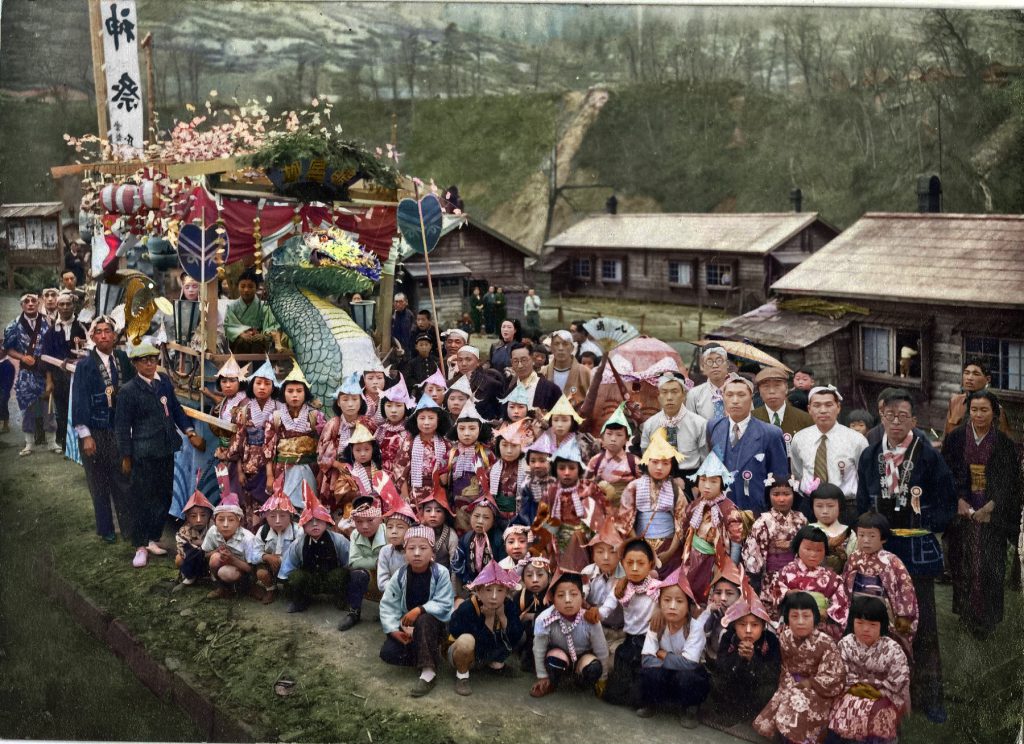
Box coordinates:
[751,366,813,439]
[442,327,469,382]
[541,329,592,409]
[72,315,135,544]
[4,292,57,456]
[453,345,504,419]
[114,342,206,568]
[685,344,732,422]
[707,373,788,514]
[639,371,708,479]
[42,290,88,450]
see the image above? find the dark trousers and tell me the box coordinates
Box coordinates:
[0,359,14,422]
[604,633,645,706]
[284,566,362,608]
[129,455,175,548]
[82,429,133,538]
[910,575,944,711]
[179,544,209,580]
[544,652,602,688]
[638,664,711,709]
[380,612,444,671]
[51,369,71,447]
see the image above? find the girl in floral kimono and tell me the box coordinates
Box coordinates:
[538,438,605,572]
[206,355,250,509]
[445,401,495,533]
[404,393,451,505]
[228,358,280,517]
[325,422,397,520]
[264,363,325,511]
[498,384,533,426]
[317,372,378,501]
[361,366,388,426]
[764,525,850,641]
[488,420,531,527]
[754,591,846,744]
[680,452,742,602]
[375,374,414,499]
[829,595,910,744]
[744,473,808,591]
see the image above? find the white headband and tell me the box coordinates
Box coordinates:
[551,330,573,343]
[459,345,480,359]
[808,384,843,402]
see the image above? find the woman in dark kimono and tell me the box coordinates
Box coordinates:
[942,390,1022,638]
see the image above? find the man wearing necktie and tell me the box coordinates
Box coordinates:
[42,291,88,451]
[752,366,813,439]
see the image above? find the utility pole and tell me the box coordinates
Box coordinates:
[87,0,110,156]
[141,32,156,143]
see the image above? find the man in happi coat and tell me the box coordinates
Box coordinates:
[4,293,57,456]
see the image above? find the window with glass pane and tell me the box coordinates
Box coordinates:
[967,336,1024,391]
[572,257,590,279]
[668,261,692,287]
[601,259,622,282]
[706,263,733,287]
[862,326,890,373]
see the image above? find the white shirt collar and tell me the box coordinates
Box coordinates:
[766,402,786,420]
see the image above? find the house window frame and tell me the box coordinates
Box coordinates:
[856,323,924,385]
[571,256,591,280]
[600,257,623,283]
[667,259,695,288]
[963,334,1024,395]
[704,259,737,290]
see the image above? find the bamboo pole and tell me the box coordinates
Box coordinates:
[141,32,156,143]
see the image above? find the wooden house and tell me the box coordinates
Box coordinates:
[710,212,1024,437]
[400,217,536,328]
[541,212,837,314]
[0,202,65,289]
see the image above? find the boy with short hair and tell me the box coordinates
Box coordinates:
[201,493,262,600]
[342,494,386,629]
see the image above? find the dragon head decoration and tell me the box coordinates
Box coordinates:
[266,228,384,406]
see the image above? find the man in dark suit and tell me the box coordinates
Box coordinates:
[42,291,88,449]
[71,316,135,543]
[115,342,206,568]
[751,366,813,439]
[708,373,789,515]
[505,342,561,414]
[856,388,955,724]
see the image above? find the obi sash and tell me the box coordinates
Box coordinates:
[691,534,716,555]
[806,590,829,615]
[852,572,886,599]
[637,510,675,540]
[766,548,794,575]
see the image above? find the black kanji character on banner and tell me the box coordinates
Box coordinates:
[104,3,136,51]
[111,72,140,112]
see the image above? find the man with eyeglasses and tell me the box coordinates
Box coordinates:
[685,345,732,422]
[504,342,561,414]
[789,385,868,520]
[856,388,955,725]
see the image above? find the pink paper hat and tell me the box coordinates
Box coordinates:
[182,489,215,513]
[298,480,335,526]
[259,490,298,515]
[403,524,436,548]
[493,419,532,446]
[376,474,404,515]
[418,368,447,391]
[467,561,520,590]
[383,499,418,524]
[655,565,697,603]
[380,373,416,407]
[468,491,500,514]
[525,430,557,457]
[213,492,244,518]
[722,575,772,627]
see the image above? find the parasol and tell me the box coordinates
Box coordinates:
[692,338,791,373]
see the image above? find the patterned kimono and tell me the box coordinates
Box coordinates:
[376,422,412,497]
[363,391,384,427]
[447,442,495,532]
[754,626,846,744]
[680,494,738,602]
[211,391,248,502]
[585,450,639,522]
[744,509,809,583]
[764,558,850,640]
[3,313,52,433]
[842,549,918,655]
[409,434,448,504]
[812,521,857,574]
[316,414,378,503]
[829,635,910,743]
[539,481,606,572]
[489,457,528,522]
[264,405,326,510]
[227,397,280,509]
[618,475,688,577]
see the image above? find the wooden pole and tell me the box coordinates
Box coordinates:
[377,112,400,357]
[413,183,445,373]
[141,32,156,143]
[87,0,110,156]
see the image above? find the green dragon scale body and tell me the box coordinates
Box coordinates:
[266,235,381,406]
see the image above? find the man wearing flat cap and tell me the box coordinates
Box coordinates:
[752,366,813,439]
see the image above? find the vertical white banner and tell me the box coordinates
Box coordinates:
[100,0,144,159]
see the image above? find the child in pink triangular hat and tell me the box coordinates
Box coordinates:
[447,560,525,696]
[175,482,215,587]
[376,375,415,500]
[252,479,300,604]
[418,368,448,407]
[201,492,263,601]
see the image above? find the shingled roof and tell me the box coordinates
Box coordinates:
[771,213,1024,309]
[545,212,828,255]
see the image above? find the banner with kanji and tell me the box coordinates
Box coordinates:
[101,0,144,158]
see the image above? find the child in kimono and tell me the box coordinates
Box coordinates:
[637,566,714,726]
[680,452,742,602]
[514,435,556,526]
[418,368,447,409]
[582,520,626,642]
[544,395,582,451]
[707,578,781,727]
[743,473,808,591]
[278,483,369,631]
[538,438,606,572]
[375,374,414,498]
[764,525,850,640]
[202,494,262,600]
[618,429,687,576]
[446,401,495,531]
[753,591,846,744]
[498,384,533,426]
[842,511,918,655]
[404,394,451,505]
[497,523,531,576]
[489,420,531,526]
[585,403,639,523]
[228,358,280,514]
[330,423,395,522]
[453,493,506,591]
[810,483,856,574]
[705,559,743,663]
[515,555,552,673]
[206,355,249,505]
[445,375,474,420]
[175,488,214,586]
[264,363,325,510]
[253,490,300,604]
[379,525,456,697]
[317,372,378,508]
[415,482,459,573]
[828,595,911,744]
[378,500,416,593]
[361,366,388,425]
[530,570,609,698]
[448,561,525,696]
[592,538,659,707]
